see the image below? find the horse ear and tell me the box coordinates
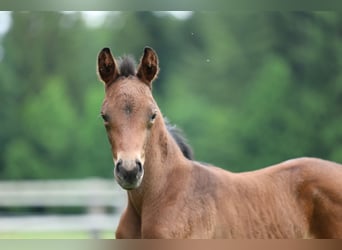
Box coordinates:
[97,48,119,85]
[137,47,159,87]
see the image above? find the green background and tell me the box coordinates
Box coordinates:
[0,11,341,180]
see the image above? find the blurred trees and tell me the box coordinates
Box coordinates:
[0,11,341,179]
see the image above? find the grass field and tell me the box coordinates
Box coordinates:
[0,231,115,239]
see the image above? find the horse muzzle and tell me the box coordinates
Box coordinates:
[114,158,144,190]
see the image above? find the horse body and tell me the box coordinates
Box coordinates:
[97,47,342,238]
[118,156,342,238]
[210,157,342,238]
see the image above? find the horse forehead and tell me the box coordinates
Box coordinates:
[104,78,153,110]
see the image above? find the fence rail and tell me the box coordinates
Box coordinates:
[0,178,126,238]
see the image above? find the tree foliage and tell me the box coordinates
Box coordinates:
[0,11,341,179]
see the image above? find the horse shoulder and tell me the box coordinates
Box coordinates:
[116,201,141,239]
[140,162,220,238]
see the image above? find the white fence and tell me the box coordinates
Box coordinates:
[0,178,126,238]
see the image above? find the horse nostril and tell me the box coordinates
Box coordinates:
[116,159,123,173]
[136,160,143,172]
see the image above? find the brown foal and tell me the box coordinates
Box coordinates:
[97,47,342,238]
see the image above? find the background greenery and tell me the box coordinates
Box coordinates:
[0,11,341,180]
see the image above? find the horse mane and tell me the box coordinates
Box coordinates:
[165,118,194,160]
[118,56,136,77]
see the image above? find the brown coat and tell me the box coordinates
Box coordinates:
[97,47,342,239]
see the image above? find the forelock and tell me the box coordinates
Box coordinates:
[118,56,136,77]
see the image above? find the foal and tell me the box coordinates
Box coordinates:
[97,47,342,238]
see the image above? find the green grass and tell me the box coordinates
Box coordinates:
[0,231,115,239]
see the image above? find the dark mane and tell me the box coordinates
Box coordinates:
[118,56,136,77]
[165,118,194,160]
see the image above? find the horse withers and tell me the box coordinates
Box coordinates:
[97,46,342,238]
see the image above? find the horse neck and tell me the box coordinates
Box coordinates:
[127,118,188,214]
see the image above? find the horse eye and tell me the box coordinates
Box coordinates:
[150,112,157,123]
[101,113,109,122]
